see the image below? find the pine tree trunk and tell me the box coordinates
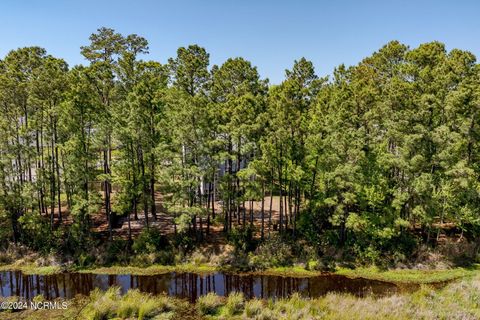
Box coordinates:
[212,172,216,219]
[104,146,112,239]
[50,133,55,229]
[150,155,156,221]
[54,120,62,223]
[269,172,274,238]
[129,143,138,220]
[261,181,265,240]
[309,155,319,200]
[150,107,157,220]
[278,148,283,233]
[227,139,233,232]
[206,181,211,235]
[138,146,149,228]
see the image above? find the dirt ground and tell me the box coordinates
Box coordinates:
[86,192,289,241]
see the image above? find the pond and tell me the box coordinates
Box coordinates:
[0,271,409,302]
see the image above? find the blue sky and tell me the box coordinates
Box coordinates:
[1,0,479,83]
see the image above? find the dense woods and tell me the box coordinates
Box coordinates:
[1,27,479,266]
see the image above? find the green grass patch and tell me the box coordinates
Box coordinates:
[335,264,480,284]
[78,263,216,275]
[3,259,478,286]
[259,266,321,277]
[0,263,63,275]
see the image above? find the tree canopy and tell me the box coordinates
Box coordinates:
[1,29,479,264]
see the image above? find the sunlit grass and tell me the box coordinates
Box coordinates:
[260,266,321,277]
[3,260,479,286]
[79,287,187,320]
[196,292,223,316]
[335,264,480,284]
[78,263,216,275]
[0,263,62,275]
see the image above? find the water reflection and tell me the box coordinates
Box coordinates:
[0,271,400,301]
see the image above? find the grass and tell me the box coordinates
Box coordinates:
[84,264,323,278]
[2,260,480,286]
[196,292,223,316]
[259,266,321,277]
[335,264,480,284]
[0,263,62,275]
[3,257,480,285]
[77,263,217,275]
[4,275,480,319]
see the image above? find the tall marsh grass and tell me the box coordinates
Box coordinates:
[79,287,185,320]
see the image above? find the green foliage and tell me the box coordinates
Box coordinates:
[103,240,132,265]
[132,228,169,254]
[227,225,256,253]
[0,28,479,269]
[249,235,294,269]
[0,209,12,250]
[18,212,58,254]
[172,231,195,254]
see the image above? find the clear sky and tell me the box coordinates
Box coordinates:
[1,0,479,83]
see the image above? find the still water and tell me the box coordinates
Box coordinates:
[0,271,405,302]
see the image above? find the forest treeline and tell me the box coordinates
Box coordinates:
[0,27,479,262]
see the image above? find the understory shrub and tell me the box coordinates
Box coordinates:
[18,211,60,254]
[133,228,170,254]
[249,235,294,270]
[228,225,256,253]
[219,250,251,271]
[349,232,419,267]
[102,240,131,265]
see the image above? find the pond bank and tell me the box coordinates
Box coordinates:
[2,275,480,320]
[1,262,479,284]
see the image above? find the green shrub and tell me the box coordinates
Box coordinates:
[228,225,256,253]
[309,256,336,272]
[0,211,12,250]
[353,244,382,265]
[131,250,175,267]
[349,232,418,267]
[133,228,169,254]
[218,250,251,271]
[249,235,294,269]
[77,253,96,268]
[18,211,58,253]
[172,231,195,253]
[104,240,131,265]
